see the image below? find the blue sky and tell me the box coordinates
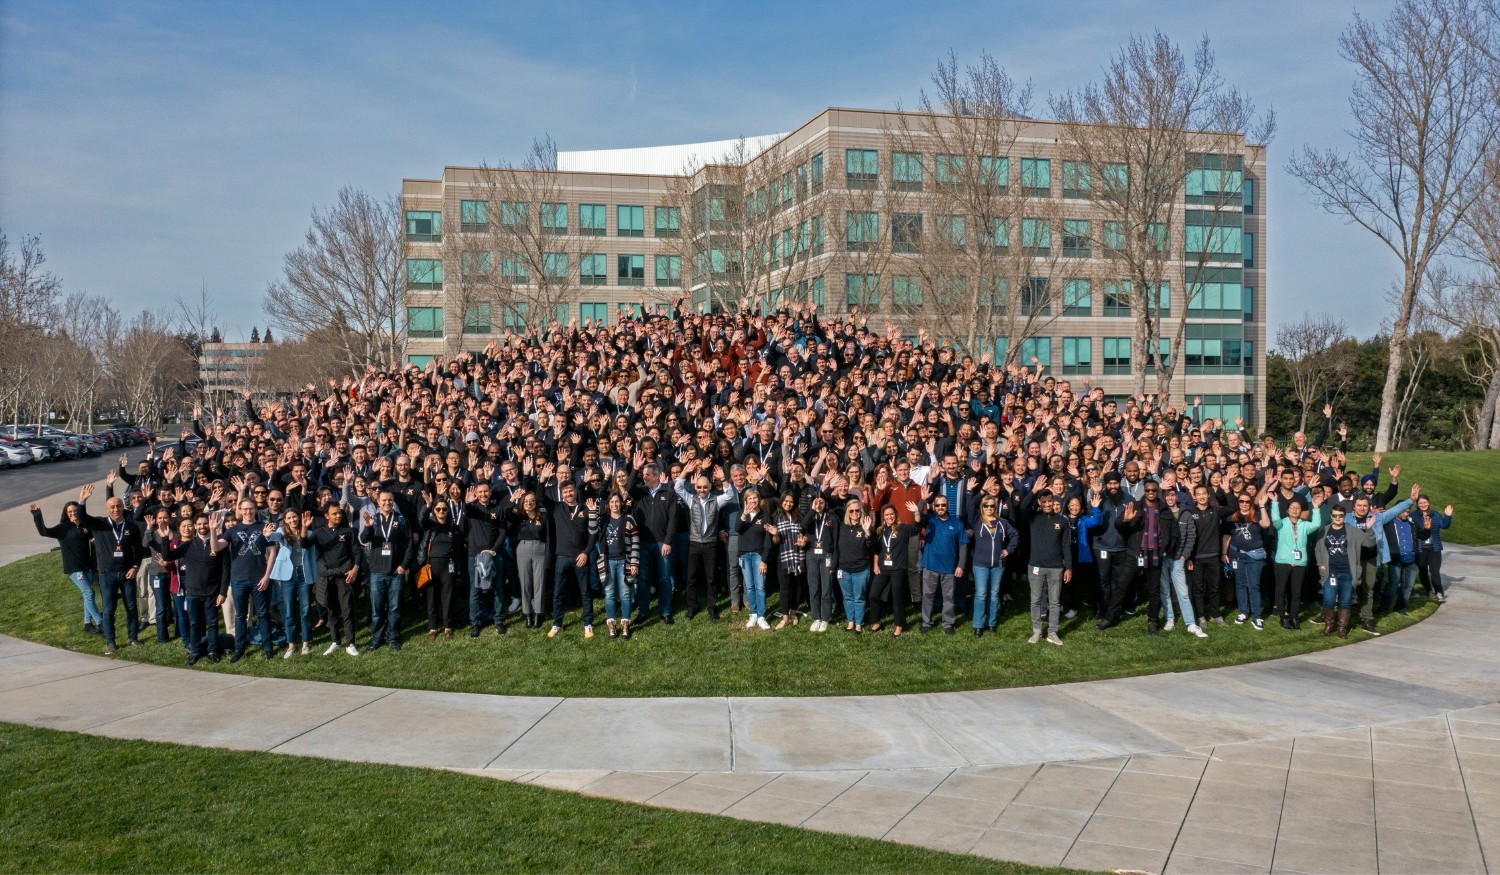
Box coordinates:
[1,0,1398,341]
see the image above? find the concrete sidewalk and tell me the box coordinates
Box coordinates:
[3,483,1499,871]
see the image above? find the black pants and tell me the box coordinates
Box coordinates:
[427,559,458,630]
[552,556,593,626]
[686,541,720,615]
[1273,563,1305,619]
[777,565,804,615]
[1417,549,1445,594]
[1143,560,1164,623]
[1188,558,1222,622]
[319,573,356,645]
[1098,552,1137,625]
[1066,562,1096,614]
[868,572,907,628]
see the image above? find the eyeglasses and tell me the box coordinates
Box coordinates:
[1237,499,1252,505]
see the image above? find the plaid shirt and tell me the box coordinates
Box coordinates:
[774,513,806,574]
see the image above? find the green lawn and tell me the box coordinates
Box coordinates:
[0,722,1063,874]
[0,550,1437,698]
[1344,450,1500,546]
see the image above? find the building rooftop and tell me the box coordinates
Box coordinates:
[556,134,784,176]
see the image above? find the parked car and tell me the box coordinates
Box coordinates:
[0,442,32,467]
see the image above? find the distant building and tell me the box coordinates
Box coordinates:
[198,342,265,395]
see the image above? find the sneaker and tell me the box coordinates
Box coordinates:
[1436,592,1447,602]
[1046,633,1064,646]
[323,642,339,656]
[389,641,401,652]
[1235,613,1247,625]
[345,643,359,656]
[301,643,311,655]
[1211,616,1227,627]
[1027,632,1041,644]
[746,615,757,629]
[1064,609,1077,619]
[756,616,770,630]
[548,625,560,639]
[1360,622,1381,636]
[1148,621,1159,635]
[1188,624,1208,638]
[508,597,521,613]
[1164,619,1175,632]
[284,646,295,660]
[584,625,594,639]
[229,651,245,664]
[1251,618,1264,631]
[104,644,116,655]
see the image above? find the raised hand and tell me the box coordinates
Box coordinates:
[1323,402,1333,419]
[105,469,116,488]
[262,522,276,539]
[1410,483,1420,502]
[119,453,128,468]
[1372,451,1382,468]
[1444,504,1454,516]
[1390,465,1401,481]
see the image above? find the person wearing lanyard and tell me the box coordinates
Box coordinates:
[831,500,876,633]
[359,490,415,652]
[673,470,735,621]
[919,496,969,635]
[546,481,598,639]
[595,493,640,639]
[868,504,920,636]
[735,489,778,631]
[78,492,145,655]
[1270,493,1325,630]
[799,494,838,632]
[416,500,464,640]
[157,513,230,665]
[971,497,1019,637]
[772,492,806,628]
[225,498,279,662]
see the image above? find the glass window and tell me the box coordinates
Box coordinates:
[1062,337,1092,374]
[654,254,681,286]
[1103,337,1131,374]
[500,254,528,282]
[407,354,434,368]
[463,303,491,335]
[1062,219,1091,257]
[580,302,609,324]
[980,156,1008,188]
[810,215,824,255]
[501,303,528,330]
[1103,280,1131,316]
[1243,231,1255,267]
[796,163,808,199]
[1103,220,1125,252]
[1062,161,1091,198]
[845,273,879,308]
[892,212,921,252]
[993,336,1009,362]
[1185,323,1244,374]
[499,202,526,228]
[1020,336,1052,369]
[405,210,441,241]
[580,253,607,285]
[893,152,923,190]
[985,218,1009,251]
[1021,218,1050,254]
[1243,178,1256,214]
[1187,268,1241,316]
[1243,285,1255,321]
[810,152,824,190]
[617,205,644,237]
[543,252,568,279]
[460,251,491,277]
[935,154,965,185]
[845,149,878,187]
[541,202,567,235]
[460,200,488,232]
[617,254,645,285]
[1062,279,1091,316]
[1023,276,1050,314]
[809,275,825,307]
[1185,153,1244,205]
[405,258,442,290]
[892,275,923,307]
[654,206,681,237]
[407,306,442,338]
[579,203,606,235]
[937,215,966,246]
[847,211,880,251]
[1020,158,1051,195]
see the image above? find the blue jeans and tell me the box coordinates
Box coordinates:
[1382,562,1418,611]
[604,558,632,621]
[67,570,103,626]
[1161,559,1195,627]
[1234,557,1265,620]
[230,578,272,654]
[278,567,313,645]
[1322,569,1354,610]
[172,592,188,651]
[467,554,498,628]
[97,570,138,647]
[183,594,218,658]
[151,573,173,642]
[839,568,870,625]
[739,552,767,616]
[971,565,1004,629]
[637,541,675,619]
[368,572,402,646]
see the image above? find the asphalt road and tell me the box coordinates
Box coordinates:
[0,448,153,512]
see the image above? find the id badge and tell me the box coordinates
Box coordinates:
[813,548,824,555]
[1032,566,1042,576]
[113,549,124,559]
[883,559,894,567]
[1137,554,1146,568]
[1231,559,1239,571]
[1292,550,1303,562]
[1099,550,1108,559]
[381,546,392,557]
[447,560,455,574]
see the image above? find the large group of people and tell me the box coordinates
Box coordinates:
[31,299,1458,664]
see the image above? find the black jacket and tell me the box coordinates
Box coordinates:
[78,511,144,574]
[33,508,93,574]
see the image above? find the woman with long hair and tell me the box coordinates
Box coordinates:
[868,503,919,636]
[596,492,640,639]
[417,499,463,640]
[511,490,550,629]
[833,499,877,634]
[735,489,778,630]
[269,508,318,655]
[1269,494,1325,629]
[31,491,102,635]
[772,492,805,628]
[1225,490,1273,630]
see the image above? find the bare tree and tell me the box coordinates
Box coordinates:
[107,309,195,428]
[49,292,118,432]
[265,186,405,373]
[1274,313,1352,432]
[1052,33,1275,399]
[1289,0,1500,451]
[0,231,62,425]
[1423,266,1500,448]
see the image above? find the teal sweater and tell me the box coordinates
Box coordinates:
[1269,502,1327,565]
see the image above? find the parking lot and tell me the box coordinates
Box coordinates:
[0,427,157,512]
